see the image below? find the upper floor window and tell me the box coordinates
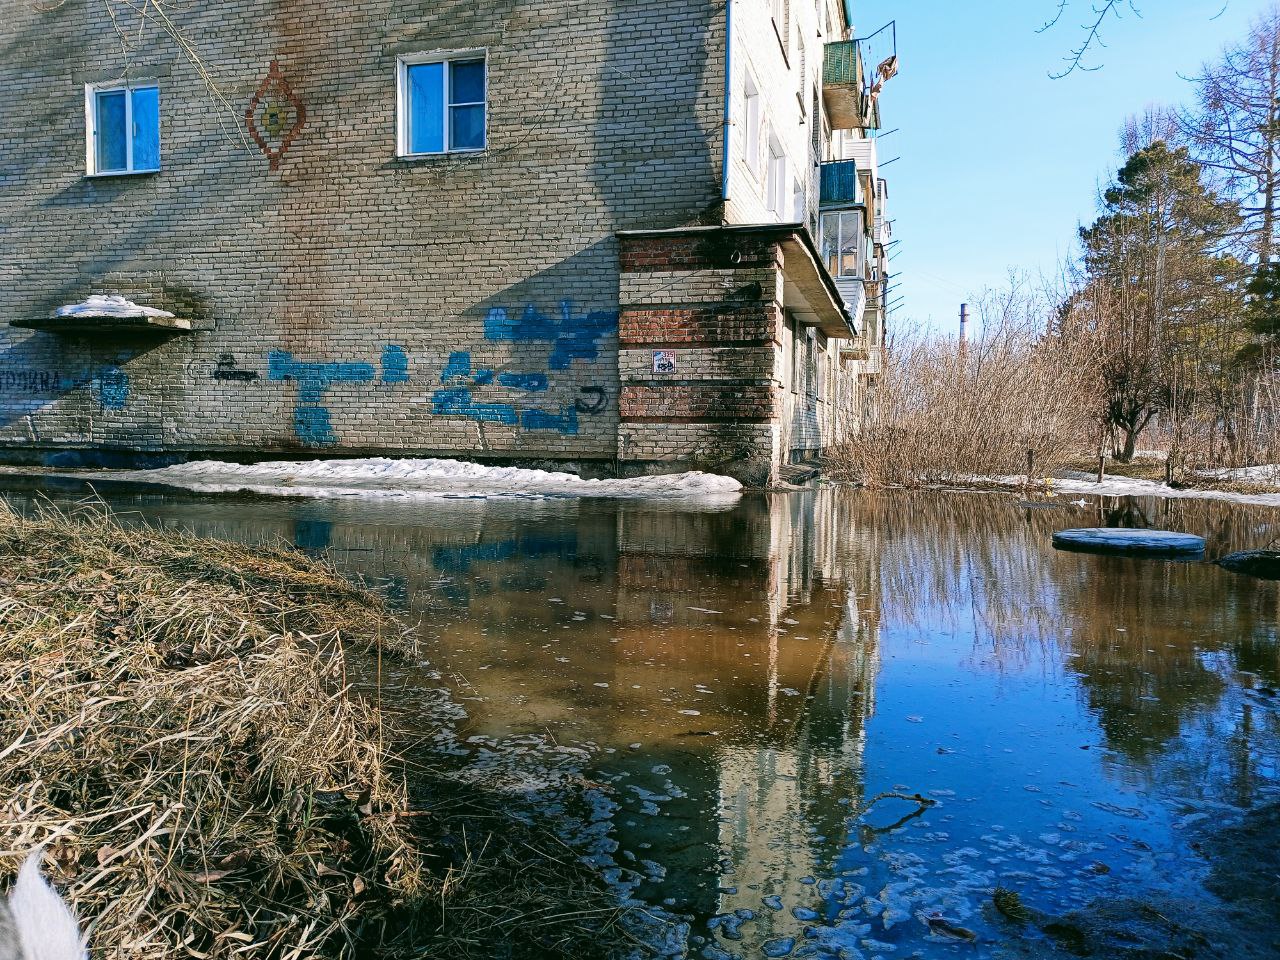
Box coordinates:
[770,0,791,61]
[743,75,762,176]
[765,137,787,214]
[86,83,160,176]
[771,0,790,37]
[397,53,487,156]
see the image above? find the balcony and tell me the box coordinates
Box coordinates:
[822,41,866,130]
[819,160,860,208]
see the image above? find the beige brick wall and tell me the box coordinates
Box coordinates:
[0,0,727,464]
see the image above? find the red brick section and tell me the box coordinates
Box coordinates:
[619,305,777,346]
[620,385,777,422]
[620,233,780,272]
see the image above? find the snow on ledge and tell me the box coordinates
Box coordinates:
[53,295,175,320]
[119,457,744,501]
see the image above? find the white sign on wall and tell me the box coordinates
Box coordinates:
[653,350,676,374]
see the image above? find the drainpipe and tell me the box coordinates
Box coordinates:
[721,0,733,207]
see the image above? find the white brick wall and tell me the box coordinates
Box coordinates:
[724,0,847,228]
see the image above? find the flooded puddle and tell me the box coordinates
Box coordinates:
[8,484,1278,958]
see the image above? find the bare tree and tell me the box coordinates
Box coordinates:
[1040,0,1133,77]
[1121,107,1182,154]
[34,0,244,143]
[1183,5,1280,264]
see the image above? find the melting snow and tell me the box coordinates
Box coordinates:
[984,471,1280,507]
[1196,464,1280,483]
[113,456,743,501]
[53,295,175,319]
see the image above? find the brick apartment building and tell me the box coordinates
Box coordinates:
[0,0,894,484]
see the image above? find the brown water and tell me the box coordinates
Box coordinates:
[9,482,1279,958]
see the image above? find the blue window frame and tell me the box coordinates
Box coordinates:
[399,54,487,155]
[89,84,160,175]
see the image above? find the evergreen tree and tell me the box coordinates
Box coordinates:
[1078,141,1245,461]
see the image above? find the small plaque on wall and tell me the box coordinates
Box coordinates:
[653,350,676,374]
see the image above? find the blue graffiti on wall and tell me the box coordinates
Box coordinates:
[269,352,376,445]
[268,345,410,445]
[96,367,129,410]
[483,300,617,369]
[433,387,519,425]
[497,372,548,392]
[432,348,580,435]
[381,345,410,383]
[0,365,130,411]
[522,406,578,433]
[441,351,473,383]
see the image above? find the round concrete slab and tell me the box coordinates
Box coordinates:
[1052,528,1206,558]
[1216,550,1280,580]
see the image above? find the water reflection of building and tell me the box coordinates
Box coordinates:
[609,493,882,945]
[93,488,884,945]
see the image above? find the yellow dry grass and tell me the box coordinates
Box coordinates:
[0,499,425,958]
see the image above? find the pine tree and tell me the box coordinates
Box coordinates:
[1078,141,1245,461]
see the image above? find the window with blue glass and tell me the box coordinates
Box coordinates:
[88,84,160,175]
[399,55,487,155]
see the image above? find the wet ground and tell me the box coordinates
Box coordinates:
[6,481,1278,958]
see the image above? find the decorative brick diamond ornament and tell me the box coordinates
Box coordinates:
[245,60,306,171]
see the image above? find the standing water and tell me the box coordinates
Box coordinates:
[8,483,1278,958]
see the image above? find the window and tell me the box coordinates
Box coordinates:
[804,328,818,397]
[790,316,802,393]
[820,211,865,279]
[398,53,487,156]
[771,0,790,44]
[743,74,762,176]
[792,177,806,223]
[797,31,807,94]
[765,137,787,214]
[86,84,160,175]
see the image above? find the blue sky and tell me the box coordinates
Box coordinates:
[856,0,1270,333]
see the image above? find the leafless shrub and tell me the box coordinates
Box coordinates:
[828,282,1104,488]
[1159,344,1280,471]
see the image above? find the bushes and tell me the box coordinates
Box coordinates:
[829,286,1103,488]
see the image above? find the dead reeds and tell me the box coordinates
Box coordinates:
[829,283,1104,488]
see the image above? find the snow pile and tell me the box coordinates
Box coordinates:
[1195,464,1280,484]
[986,471,1280,508]
[53,295,175,320]
[119,457,744,501]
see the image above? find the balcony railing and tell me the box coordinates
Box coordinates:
[819,160,860,207]
[823,41,866,130]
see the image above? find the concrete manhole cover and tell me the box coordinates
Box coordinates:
[1052,528,1206,558]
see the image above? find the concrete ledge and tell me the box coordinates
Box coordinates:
[12,315,194,335]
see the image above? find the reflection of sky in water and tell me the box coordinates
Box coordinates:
[7,484,1279,958]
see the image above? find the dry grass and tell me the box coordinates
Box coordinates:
[0,501,628,959]
[829,287,1103,488]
